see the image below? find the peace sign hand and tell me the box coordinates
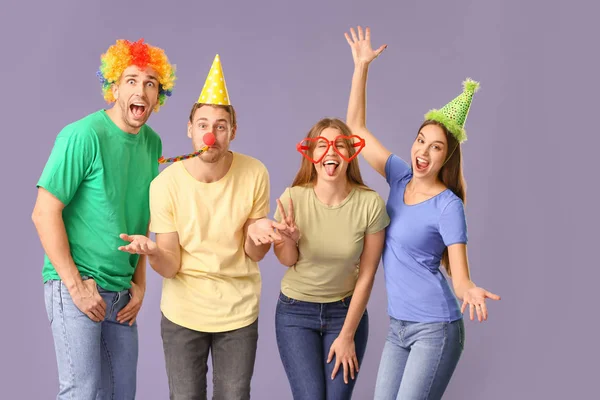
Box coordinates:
[276,197,300,243]
[344,26,387,66]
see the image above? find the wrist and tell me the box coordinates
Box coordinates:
[339,329,355,341]
[354,61,370,70]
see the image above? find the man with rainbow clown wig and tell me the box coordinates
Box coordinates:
[32,38,175,399]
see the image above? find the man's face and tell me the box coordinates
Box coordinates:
[187,105,236,164]
[111,65,160,133]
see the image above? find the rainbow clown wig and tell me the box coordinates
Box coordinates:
[96,38,176,111]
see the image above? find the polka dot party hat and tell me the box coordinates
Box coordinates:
[197,54,230,105]
[424,78,480,143]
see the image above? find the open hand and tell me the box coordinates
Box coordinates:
[344,26,387,65]
[247,218,287,246]
[461,287,501,322]
[118,233,157,255]
[276,197,300,243]
[117,281,145,326]
[327,335,359,384]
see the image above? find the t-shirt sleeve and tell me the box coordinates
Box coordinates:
[384,154,412,185]
[149,177,176,233]
[366,194,390,234]
[439,199,468,246]
[36,129,96,205]
[249,163,270,219]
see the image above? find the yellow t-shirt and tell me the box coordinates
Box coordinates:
[274,185,390,303]
[149,152,270,332]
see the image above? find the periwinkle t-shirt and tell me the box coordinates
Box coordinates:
[383,154,467,322]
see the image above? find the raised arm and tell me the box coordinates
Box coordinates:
[345,26,391,178]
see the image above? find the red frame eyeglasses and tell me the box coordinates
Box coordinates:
[296,135,366,164]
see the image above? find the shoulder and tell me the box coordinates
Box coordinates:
[151,163,182,190]
[140,123,162,144]
[54,112,104,145]
[233,152,267,172]
[438,190,465,214]
[354,187,386,208]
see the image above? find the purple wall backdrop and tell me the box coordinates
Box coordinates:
[2,0,598,398]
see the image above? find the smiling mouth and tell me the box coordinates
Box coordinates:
[323,160,340,176]
[130,103,146,119]
[415,157,430,171]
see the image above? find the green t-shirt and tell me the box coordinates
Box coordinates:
[37,110,162,291]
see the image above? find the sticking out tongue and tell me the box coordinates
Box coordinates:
[130,105,145,119]
[325,164,337,176]
[416,159,429,171]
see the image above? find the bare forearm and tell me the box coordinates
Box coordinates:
[346,62,370,129]
[453,279,476,301]
[273,239,299,267]
[132,254,147,288]
[339,275,375,339]
[32,212,84,292]
[244,239,271,262]
[148,248,180,279]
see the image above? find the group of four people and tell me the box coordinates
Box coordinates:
[32,26,500,400]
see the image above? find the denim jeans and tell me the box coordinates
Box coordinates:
[373,317,465,400]
[44,278,138,400]
[275,292,369,400]
[160,313,259,400]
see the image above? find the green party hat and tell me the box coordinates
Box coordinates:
[424,78,480,143]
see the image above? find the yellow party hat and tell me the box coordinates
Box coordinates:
[197,54,230,105]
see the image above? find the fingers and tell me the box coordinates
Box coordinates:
[479,302,488,321]
[375,44,388,57]
[276,199,288,222]
[331,359,341,380]
[272,221,288,231]
[288,198,295,221]
[485,291,501,300]
[350,27,358,42]
[357,25,364,41]
[469,303,475,321]
[343,361,349,384]
[327,346,334,363]
[119,233,134,242]
[344,32,353,46]
[461,299,468,314]
[365,26,370,41]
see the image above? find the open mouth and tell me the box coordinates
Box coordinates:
[129,102,147,119]
[323,159,340,176]
[415,157,430,172]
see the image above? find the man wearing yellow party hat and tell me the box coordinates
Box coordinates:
[119,54,284,399]
[345,25,500,399]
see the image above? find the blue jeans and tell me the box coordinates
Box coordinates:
[44,278,138,400]
[275,292,369,400]
[373,317,465,400]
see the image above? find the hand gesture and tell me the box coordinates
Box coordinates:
[344,25,387,66]
[461,287,501,322]
[117,281,145,326]
[247,218,287,246]
[276,197,300,243]
[327,335,359,384]
[71,278,106,322]
[118,233,157,255]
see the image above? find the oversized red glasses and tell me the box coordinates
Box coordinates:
[296,135,366,164]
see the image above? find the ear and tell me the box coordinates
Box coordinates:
[187,121,192,139]
[230,126,237,142]
[111,83,119,100]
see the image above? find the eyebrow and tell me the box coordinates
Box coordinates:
[123,74,158,82]
[418,132,445,145]
[195,117,229,124]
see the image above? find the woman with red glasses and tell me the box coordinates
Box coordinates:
[272,118,390,400]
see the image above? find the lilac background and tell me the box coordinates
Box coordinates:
[1,0,598,398]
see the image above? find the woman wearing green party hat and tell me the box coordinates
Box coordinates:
[344,26,501,399]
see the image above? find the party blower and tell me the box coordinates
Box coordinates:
[158,132,216,164]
